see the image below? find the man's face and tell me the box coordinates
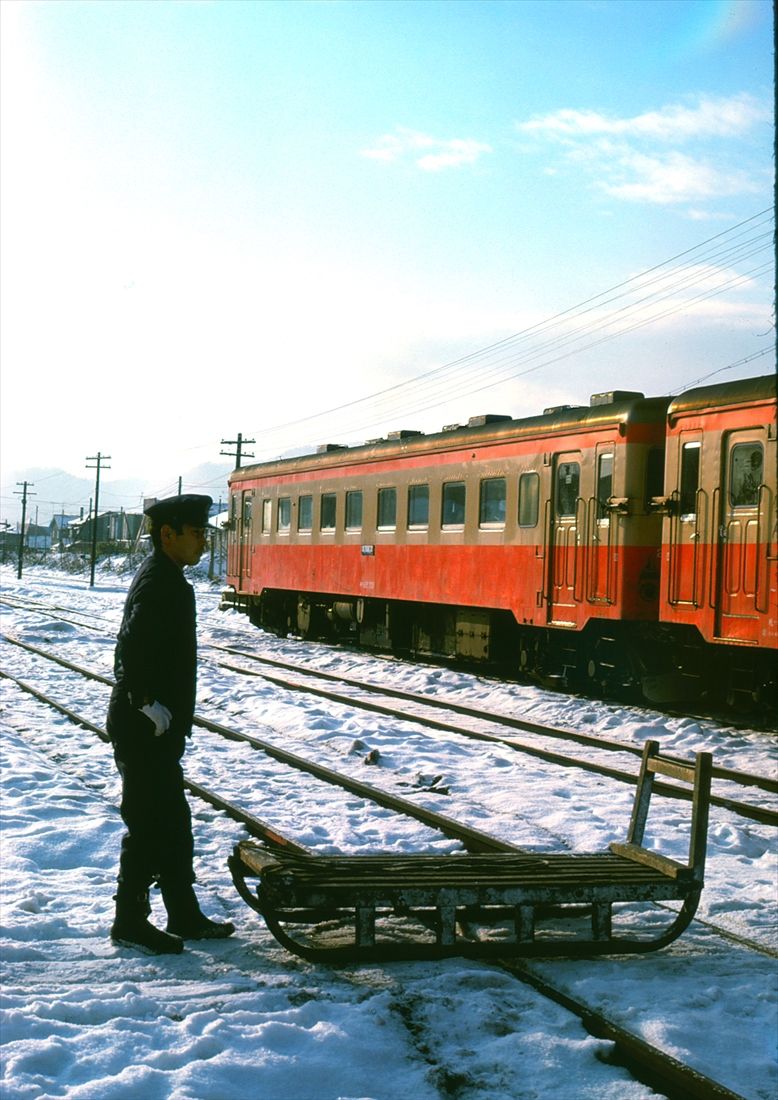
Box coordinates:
[161,523,208,567]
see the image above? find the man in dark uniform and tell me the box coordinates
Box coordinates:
[107,494,234,954]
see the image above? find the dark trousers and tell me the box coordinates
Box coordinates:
[114,751,195,898]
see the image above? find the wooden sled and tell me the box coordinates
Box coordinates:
[229,740,712,962]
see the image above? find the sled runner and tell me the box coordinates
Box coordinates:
[229,740,712,962]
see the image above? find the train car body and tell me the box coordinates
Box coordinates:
[224,390,672,692]
[651,374,777,704]
[222,374,776,706]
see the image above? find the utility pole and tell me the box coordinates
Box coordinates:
[14,481,35,579]
[86,452,111,588]
[221,433,255,469]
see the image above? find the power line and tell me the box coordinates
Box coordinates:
[240,208,773,454]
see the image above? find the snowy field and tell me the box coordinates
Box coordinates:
[1,561,776,1100]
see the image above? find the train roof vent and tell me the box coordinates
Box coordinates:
[442,422,465,432]
[467,414,513,428]
[316,443,348,453]
[387,429,423,440]
[543,404,586,415]
[364,436,384,445]
[590,390,644,407]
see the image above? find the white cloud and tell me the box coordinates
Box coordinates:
[601,150,764,205]
[515,93,771,208]
[517,93,770,143]
[362,127,491,171]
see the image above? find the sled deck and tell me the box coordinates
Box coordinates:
[229,740,712,962]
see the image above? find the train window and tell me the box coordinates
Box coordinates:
[377,487,397,529]
[730,443,763,507]
[679,443,701,516]
[518,472,539,527]
[261,498,271,532]
[298,494,313,531]
[645,448,664,509]
[555,463,580,517]
[277,497,291,532]
[479,478,506,527]
[441,481,466,527]
[320,492,337,530]
[230,495,239,526]
[596,454,613,519]
[408,484,429,528]
[346,490,363,530]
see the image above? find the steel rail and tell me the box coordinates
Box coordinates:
[501,960,747,1100]
[208,642,777,793]
[0,668,311,854]
[0,661,522,855]
[208,653,778,827]
[3,631,776,828]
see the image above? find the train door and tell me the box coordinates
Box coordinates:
[588,447,615,603]
[239,490,254,588]
[668,434,706,606]
[227,493,239,578]
[714,431,768,642]
[547,452,583,624]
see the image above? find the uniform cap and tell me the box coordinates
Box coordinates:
[144,494,213,528]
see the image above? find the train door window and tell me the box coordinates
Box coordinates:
[479,477,506,527]
[408,484,429,528]
[261,498,271,532]
[277,497,291,532]
[555,462,580,516]
[679,442,701,516]
[596,454,613,519]
[729,443,763,507]
[346,490,363,530]
[377,487,397,530]
[298,494,313,531]
[645,447,665,509]
[320,492,337,531]
[518,472,539,527]
[441,481,466,527]
[230,494,239,527]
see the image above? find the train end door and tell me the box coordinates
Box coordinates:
[547,453,583,624]
[715,432,770,643]
[238,490,254,589]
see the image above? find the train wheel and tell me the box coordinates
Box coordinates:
[584,633,639,698]
[296,595,326,640]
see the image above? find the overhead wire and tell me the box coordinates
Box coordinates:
[3,208,774,516]
[241,209,773,456]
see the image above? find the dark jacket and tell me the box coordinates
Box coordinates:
[107,550,197,755]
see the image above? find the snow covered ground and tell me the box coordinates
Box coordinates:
[1,561,776,1100]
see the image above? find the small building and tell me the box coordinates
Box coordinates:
[67,510,144,547]
[49,514,80,547]
[24,523,52,550]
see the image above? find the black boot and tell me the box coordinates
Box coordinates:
[161,881,235,940]
[111,888,184,955]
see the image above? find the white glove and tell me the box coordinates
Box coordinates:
[140,701,172,736]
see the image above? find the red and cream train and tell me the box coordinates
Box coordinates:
[222,374,776,707]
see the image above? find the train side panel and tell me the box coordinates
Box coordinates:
[225,396,668,641]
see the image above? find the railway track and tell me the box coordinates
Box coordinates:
[1,630,776,953]
[4,629,775,828]
[3,591,775,735]
[0,662,756,1100]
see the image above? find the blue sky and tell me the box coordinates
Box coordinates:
[0,0,773,516]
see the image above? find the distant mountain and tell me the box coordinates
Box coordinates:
[2,462,234,527]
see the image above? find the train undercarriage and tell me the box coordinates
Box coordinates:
[220,586,775,713]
